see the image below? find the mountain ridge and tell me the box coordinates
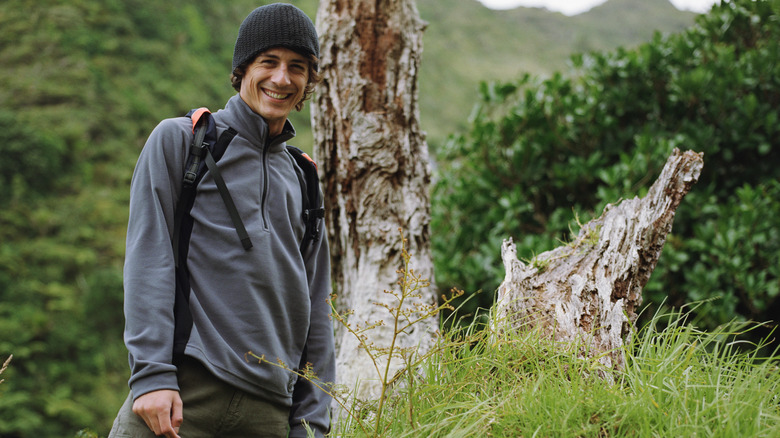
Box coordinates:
[477,0,702,16]
[416,0,699,146]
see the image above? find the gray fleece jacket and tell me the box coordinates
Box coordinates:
[123,94,335,437]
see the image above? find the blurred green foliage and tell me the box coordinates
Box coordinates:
[432,0,780,335]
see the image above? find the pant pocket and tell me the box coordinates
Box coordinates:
[107,393,159,438]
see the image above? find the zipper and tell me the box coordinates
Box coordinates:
[260,128,295,231]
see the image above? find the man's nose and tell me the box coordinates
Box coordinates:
[271,64,292,85]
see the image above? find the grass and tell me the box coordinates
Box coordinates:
[0,355,10,387]
[332,307,780,437]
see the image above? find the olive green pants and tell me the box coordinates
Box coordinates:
[108,357,290,437]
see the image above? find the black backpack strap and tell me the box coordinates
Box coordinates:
[174,110,249,260]
[203,145,252,250]
[286,146,325,251]
[173,114,207,268]
[172,108,242,363]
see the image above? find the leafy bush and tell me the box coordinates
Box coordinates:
[432,0,780,332]
[0,111,69,204]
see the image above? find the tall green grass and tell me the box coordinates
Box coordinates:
[334,308,780,437]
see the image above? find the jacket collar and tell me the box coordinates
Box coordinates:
[220,94,296,152]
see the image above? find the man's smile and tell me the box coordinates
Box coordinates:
[263,88,291,100]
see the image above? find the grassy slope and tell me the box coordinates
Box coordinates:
[333,309,780,437]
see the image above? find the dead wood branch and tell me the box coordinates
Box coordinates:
[495,148,704,370]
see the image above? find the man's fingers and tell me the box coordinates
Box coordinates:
[132,390,183,438]
[156,409,181,438]
[145,415,162,436]
[171,392,184,431]
[133,400,162,435]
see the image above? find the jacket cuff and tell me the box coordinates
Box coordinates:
[129,370,179,401]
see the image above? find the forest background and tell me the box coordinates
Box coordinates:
[1,0,778,436]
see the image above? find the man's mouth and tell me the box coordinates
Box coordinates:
[263,89,291,100]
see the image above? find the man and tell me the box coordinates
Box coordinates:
[109,4,335,437]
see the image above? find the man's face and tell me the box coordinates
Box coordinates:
[239,47,309,137]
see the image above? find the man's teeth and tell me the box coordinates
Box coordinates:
[265,90,289,99]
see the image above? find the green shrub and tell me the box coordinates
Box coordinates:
[0,111,69,204]
[432,0,780,333]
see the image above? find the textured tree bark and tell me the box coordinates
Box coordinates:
[312,0,436,400]
[495,149,704,371]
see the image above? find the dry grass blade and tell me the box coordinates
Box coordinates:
[0,354,12,385]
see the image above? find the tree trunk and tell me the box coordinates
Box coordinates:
[312,0,436,400]
[495,149,704,371]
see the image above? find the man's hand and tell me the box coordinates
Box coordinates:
[132,389,183,438]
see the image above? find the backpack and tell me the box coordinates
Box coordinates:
[171,107,324,362]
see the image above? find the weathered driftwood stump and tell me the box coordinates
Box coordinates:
[495,149,703,370]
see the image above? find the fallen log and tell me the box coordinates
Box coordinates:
[495,148,704,371]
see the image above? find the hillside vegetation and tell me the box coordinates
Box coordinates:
[418,0,695,147]
[432,0,780,343]
[0,0,704,436]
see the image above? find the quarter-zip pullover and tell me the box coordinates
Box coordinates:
[123,94,335,437]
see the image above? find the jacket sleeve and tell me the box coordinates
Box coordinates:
[289,211,337,438]
[123,118,190,400]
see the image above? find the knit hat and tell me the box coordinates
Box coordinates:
[232,3,319,72]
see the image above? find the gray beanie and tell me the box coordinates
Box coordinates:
[232,3,319,72]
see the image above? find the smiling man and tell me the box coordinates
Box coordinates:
[108,4,335,438]
[237,49,310,136]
